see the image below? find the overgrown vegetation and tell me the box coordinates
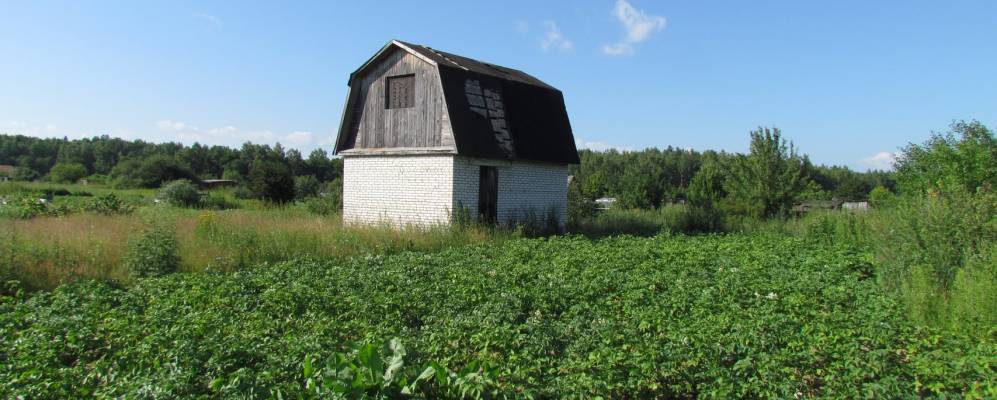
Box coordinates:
[1,235,991,398]
[0,121,994,397]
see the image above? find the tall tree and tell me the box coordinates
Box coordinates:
[726,127,808,218]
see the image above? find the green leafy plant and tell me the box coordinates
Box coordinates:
[158,179,202,208]
[123,224,180,278]
[84,193,133,215]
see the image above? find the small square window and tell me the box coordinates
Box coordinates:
[385,74,415,109]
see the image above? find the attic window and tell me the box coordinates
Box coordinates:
[385,74,415,109]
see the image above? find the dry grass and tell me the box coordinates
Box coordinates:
[0,208,499,290]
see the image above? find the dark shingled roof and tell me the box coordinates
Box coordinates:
[337,40,579,165]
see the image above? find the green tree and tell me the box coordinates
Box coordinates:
[688,152,727,208]
[248,160,295,203]
[726,127,808,218]
[158,179,202,208]
[9,167,39,182]
[49,162,88,183]
[294,175,321,199]
[895,120,996,195]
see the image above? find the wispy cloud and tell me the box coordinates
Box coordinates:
[4,120,61,136]
[601,0,666,56]
[192,12,221,26]
[540,20,573,52]
[155,120,324,152]
[576,137,632,152]
[860,151,897,170]
[515,20,529,34]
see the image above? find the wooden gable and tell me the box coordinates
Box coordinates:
[339,47,455,152]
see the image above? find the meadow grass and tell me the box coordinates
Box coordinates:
[0,206,498,290]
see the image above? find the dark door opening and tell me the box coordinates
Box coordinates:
[478,166,498,224]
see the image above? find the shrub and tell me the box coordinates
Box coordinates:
[84,193,132,215]
[0,196,49,219]
[304,195,342,216]
[158,179,202,208]
[123,224,180,278]
[868,185,895,208]
[9,167,39,182]
[874,189,996,337]
[112,155,199,188]
[294,175,321,199]
[201,192,239,210]
[48,163,88,183]
[248,160,295,203]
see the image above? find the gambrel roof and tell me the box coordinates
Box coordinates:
[335,40,580,164]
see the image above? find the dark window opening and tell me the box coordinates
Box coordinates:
[478,166,498,224]
[385,74,415,109]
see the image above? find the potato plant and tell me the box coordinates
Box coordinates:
[0,235,993,398]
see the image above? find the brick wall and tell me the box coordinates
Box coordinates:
[343,154,569,228]
[453,157,569,228]
[342,155,455,227]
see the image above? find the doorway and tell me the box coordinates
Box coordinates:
[478,166,498,224]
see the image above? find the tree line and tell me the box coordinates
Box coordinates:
[0,126,918,214]
[0,134,342,202]
[569,127,896,218]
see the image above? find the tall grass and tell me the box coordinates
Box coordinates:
[567,204,724,236]
[732,197,996,341]
[0,207,498,290]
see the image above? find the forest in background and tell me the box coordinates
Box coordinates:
[0,126,894,212]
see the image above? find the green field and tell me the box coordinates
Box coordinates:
[2,234,992,398]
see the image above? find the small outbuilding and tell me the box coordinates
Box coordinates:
[334,40,579,228]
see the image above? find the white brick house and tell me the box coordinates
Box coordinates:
[334,40,579,228]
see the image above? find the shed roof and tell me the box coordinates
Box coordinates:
[336,40,579,165]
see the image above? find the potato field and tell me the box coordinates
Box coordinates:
[1,234,992,398]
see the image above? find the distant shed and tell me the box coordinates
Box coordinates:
[334,40,579,228]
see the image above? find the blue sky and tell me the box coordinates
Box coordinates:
[2,1,995,170]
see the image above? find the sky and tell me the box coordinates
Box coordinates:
[2,1,995,171]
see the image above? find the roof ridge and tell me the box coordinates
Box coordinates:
[424,46,469,71]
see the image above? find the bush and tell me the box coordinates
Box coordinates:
[294,175,321,199]
[123,224,180,278]
[248,160,295,203]
[874,189,997,337]
[200,192,239,210]
[304,195,342,216]
[9,167,39,182]
[84,193,133,215]
[111,155,199,188]
[48,163,88,184]
[158,179,202,208]
[868,185,895,208]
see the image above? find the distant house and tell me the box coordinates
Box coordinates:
[0,165,14,181]
[842,201,870,211]
[594,197,618,210]
[199,179,238,190]
[792,198,844,214]
[334,40,579,228]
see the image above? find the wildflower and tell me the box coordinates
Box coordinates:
[766,292,778,300]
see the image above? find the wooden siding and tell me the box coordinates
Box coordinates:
[347,49,454,150]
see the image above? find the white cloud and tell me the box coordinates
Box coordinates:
[285,131,314,145]
[600,43,633,56]
[861,151,897,170]
[515,20,529,34]
[154,120,326,152]
[3,120,72,138]
[576,137,632,152]
[540,21,573,52]
[192,13,220,25]
[602,0,666,56]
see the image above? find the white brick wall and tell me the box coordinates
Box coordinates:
[342,155,455,227]
[343,154,569,229]
[453,157,568,228]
